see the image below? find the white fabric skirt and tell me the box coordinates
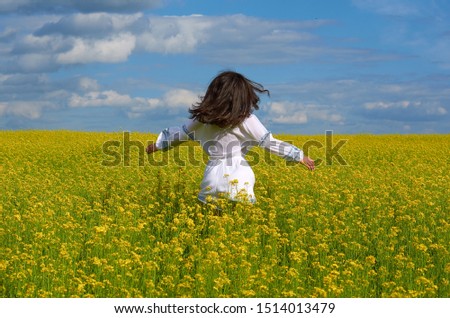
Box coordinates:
[198,156,256,203]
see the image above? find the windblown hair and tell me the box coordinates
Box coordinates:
[189,71,269,128]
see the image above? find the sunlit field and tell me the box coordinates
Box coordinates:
[1,131,449,297]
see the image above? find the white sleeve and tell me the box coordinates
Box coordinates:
[155,119,197,150]
[244,114,304,162]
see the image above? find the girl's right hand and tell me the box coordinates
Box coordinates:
[146,143,158,154]
[300,156,315,171]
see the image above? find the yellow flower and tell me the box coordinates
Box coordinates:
[365,255,376,266]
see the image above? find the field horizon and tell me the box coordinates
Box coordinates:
[2,128,449,135]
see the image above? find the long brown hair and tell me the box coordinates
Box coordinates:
[189,71,269,128]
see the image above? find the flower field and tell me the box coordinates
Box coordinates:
[1,131,449,297]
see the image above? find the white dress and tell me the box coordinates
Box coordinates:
[155,114,304,203]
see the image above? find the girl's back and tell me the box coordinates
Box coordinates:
[147,71,315,203]
[187,114,268,160]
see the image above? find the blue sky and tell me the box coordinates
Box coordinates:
[0,0,449,134]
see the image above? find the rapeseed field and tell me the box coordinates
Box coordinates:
[1,131,449,297]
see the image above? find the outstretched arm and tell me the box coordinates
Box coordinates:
[147,120,198,154]
[260,132,315,170]
[244,115,315,170]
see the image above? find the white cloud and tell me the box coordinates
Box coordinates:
[0,102,7,115]
[363,99,448,121]
[137,15,213,54]
[0,70,200,124]
[20,33,62,51]
[7,13,338,70]
[267,101,344,125]
[364,100,411,110]
[431,106,447,116]
[127,88,200,118]
[364,100,448,116]
[128,98,161,118]
[57,33,136,64]
[69,88,199,113]
[78,77,100,92]
[35,12,143,36]
[0,100,55,119]
[0,27,16,42]
[2,11,394,73]
[16,53,57,72]
[269,78,450,130]
[352,0,421,17]
[269,102,289,115]
[272,113,308,124]
[10,102,43,119]
[137,13,322,58]
[162,89,199,109]
[69,90,138,108]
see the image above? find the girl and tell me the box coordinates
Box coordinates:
[146,71,314,203]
